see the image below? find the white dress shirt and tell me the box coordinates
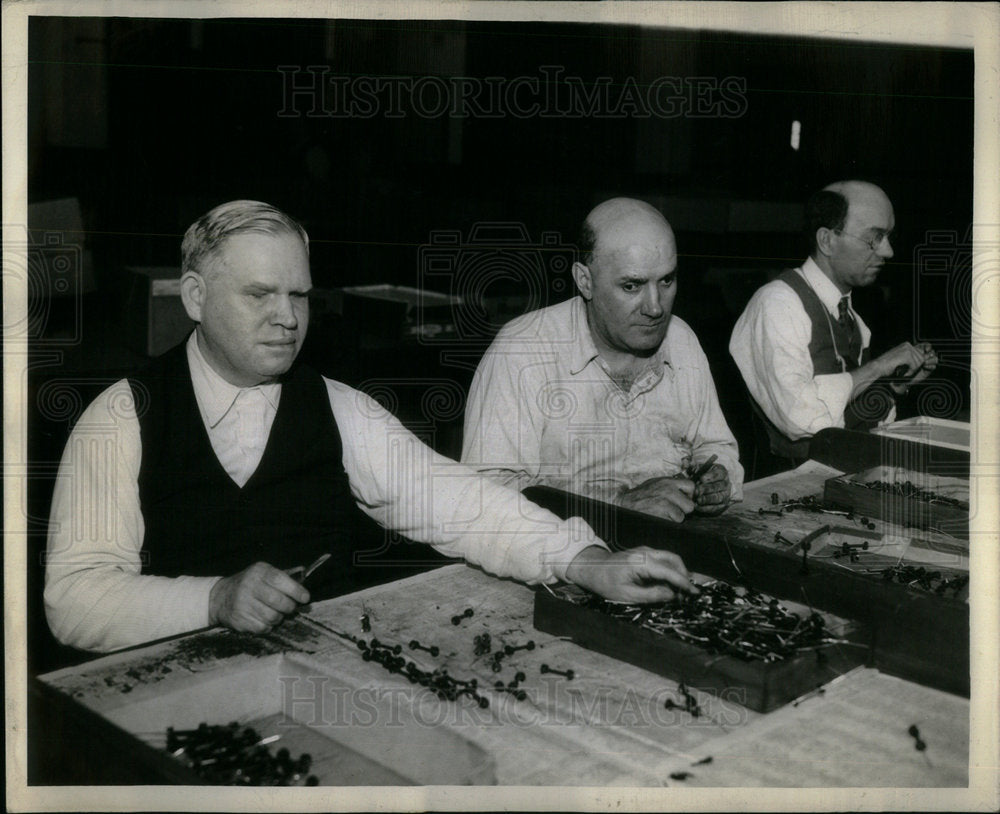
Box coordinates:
[45,334,605,652]
[729,257,874,441]
[462,297,744,506]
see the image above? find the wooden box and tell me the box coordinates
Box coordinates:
[524,484,970,697]
[823,465,969,539]
[871,416,970,453]
[533,589,868,713]
[37,643,496,785]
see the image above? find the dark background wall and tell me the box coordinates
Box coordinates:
[25,16,974,672]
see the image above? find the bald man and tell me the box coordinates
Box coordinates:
[462,198,743,522]
[45,200,698,653]
[730,180,938,459]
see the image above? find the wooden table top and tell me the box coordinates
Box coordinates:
[40,570,969,788]
[34,462,974,790]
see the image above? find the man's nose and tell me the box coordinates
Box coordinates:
[641,285,664,317]
[271,295,298,328]
[878,235,894,260]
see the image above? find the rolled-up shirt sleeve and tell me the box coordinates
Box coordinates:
[44,381,220,652]
[730,284,854,440]
[328,380,606,584]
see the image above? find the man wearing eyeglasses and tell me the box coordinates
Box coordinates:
[463,197,743,523]
[729,180,938,459]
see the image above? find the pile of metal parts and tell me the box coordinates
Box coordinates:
[559,581,846,663]
[165,722,318,785]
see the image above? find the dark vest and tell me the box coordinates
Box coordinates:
[779,268,867,374]
[127,341,379,599]
[754,270,893,459]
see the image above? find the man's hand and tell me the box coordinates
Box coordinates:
[882,342,938,394]
[853,342,935,401]
[564,545,696,604]
[208,561,311,633]
[874,342,928,378]
[618,476,695,522]
[692,463,731,515]
[903,342,938,387]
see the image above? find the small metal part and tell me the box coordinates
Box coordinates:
[540,663,574,679]
[690,453,718,482]
[408,640,439,657]
[503,641,535,656]
[300,553,331,585]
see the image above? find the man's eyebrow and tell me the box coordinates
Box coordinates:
[614,271,675,284]
[241,283,313,295]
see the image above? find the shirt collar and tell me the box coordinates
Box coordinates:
[186,332,281,428]
[800,256,851,317]
[568,296,672,375]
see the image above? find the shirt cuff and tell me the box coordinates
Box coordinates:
[543,516,610,583]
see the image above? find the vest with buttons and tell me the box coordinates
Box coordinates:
[779,268,868,374]
[753,270,891,459]
[127,341,376,598]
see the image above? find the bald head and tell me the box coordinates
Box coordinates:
[823,180,891,206]
[581,198,676,271]
[805,180,893,256]
[807,180,895,292]
[573,198,679,358]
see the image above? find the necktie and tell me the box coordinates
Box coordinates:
[837,296,854,332]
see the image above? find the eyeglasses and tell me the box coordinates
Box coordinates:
[834,229,895,252]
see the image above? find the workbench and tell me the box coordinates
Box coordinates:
[32,462,972,791]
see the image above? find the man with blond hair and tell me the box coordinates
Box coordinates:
[45,200,695,653]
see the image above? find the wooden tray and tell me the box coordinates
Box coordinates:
[523,485,970,697]
[870,416,970,452]
[823,465,969,539]
[39,647,497,785]
[532,588,869,713]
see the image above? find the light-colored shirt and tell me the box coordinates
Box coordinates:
[461,297,743,506]
[729,257,873,441]
[188,337,281,487]
[45,334,605,652]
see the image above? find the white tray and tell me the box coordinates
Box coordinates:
[871,416,970,452]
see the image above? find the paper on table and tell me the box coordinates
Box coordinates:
[655,667,968,787]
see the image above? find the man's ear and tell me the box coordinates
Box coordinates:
[180,271,206,322]
[815,227,835,258]
[572,261,593,301]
